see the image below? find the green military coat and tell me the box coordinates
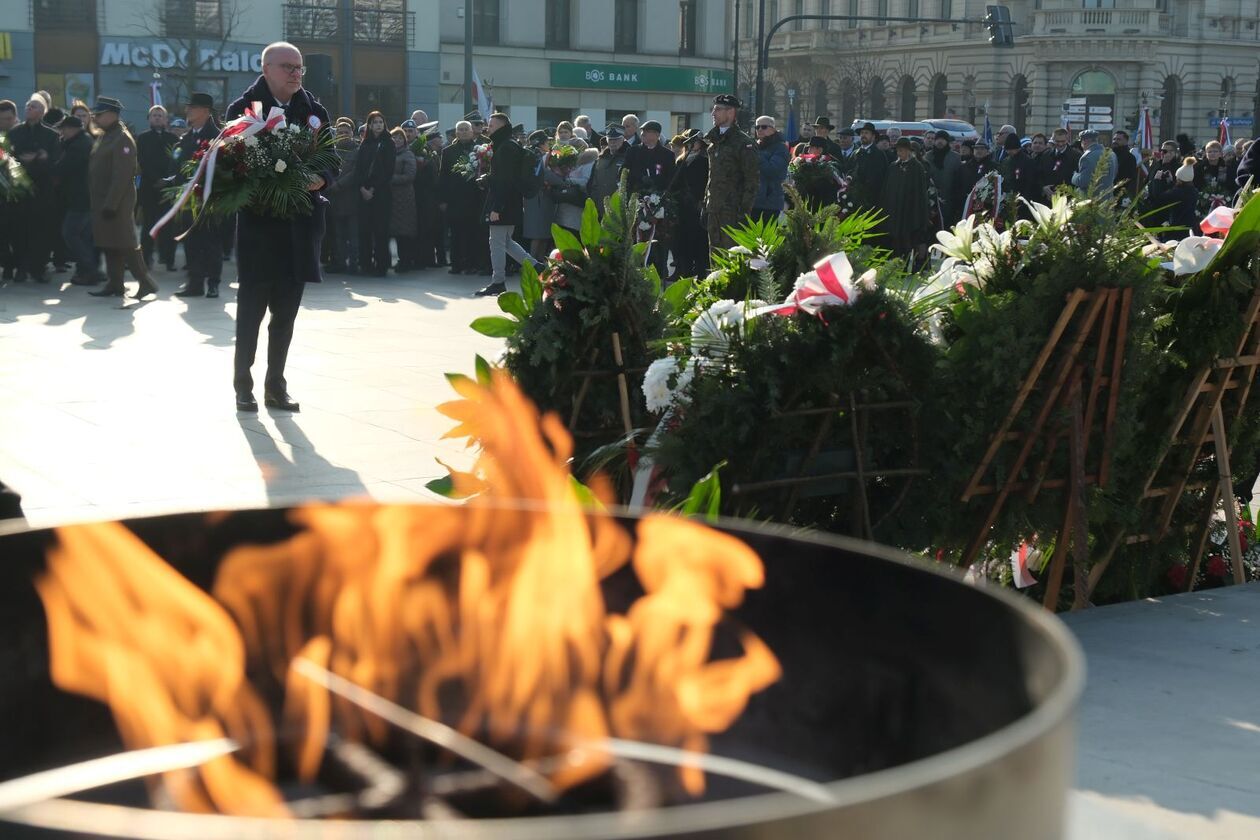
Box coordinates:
[703,124,760,248]
[89,122,140,250]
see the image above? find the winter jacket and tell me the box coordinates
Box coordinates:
[389,145,417,236]
[54,130,92,212]
[753,131,789,212]
[588,143,629,215]
[483,122,526,227]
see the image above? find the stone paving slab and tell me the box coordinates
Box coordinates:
[0,263,505,528]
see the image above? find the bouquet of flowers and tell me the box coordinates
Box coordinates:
[636,191,675,242]
[410,136,439,169]
[159,105,338,231]
[0,133,32,202]
[547,144,579,172]
[453,143,493,181]
[788,153,844,203]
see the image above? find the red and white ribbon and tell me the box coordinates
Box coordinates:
[149,102,290,239]
[758,252,875,318]
[1200,205,1236,236]
[1011,542,1038,589]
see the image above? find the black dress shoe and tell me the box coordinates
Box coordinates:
[130,281,159,299]
[235,393,258,412]
[89,286,125,297]
[474,282,507,297]
[206,284,219,299]
[263,392,300,412]
[175,284,205,298]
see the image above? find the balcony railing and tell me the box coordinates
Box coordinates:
[282,3,415,48]
[1033,9,1171,37]
[31,0,104,31]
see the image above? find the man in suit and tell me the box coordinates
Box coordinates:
[1039,127,1080,200]
[174,93,223,299]
[8,93,60,282]
[226,42,336,413]
[136,105,178,271]
[440,120,490,275]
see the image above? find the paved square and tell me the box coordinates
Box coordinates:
[0,264,505,528]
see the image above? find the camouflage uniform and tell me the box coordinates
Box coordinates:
[703,123,759,250]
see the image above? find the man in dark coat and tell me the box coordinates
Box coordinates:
[924,130,961,224]
[0,100,19,280]
[1000,133,1041,211]
[625,119,676,278]
[174,93,222,298]
[848,121,887,214]
[880,138,930,261]
[1038,128,1080,200]
[476,112,540,296]
[440,119,490,275]
[1111,130,1141,203]
[8,93,60,282]
[136,105,178,271]
[413,122,446,269]
[225,42,336,413]
[668,129,709,279]
[52,115,99,285]
[954,139,998,218]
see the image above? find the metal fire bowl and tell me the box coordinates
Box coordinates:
[0,507,1084,840]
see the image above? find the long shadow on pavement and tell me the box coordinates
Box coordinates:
[237,413,369,506]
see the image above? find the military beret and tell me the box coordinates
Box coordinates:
[713,94,742,109]
[641,120,662,133]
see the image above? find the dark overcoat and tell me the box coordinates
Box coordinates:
[224,76,335,285]
[483,122,527,228]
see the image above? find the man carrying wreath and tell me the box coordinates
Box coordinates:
[225,41,336,413]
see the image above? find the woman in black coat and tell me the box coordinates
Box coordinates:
[668,133,710,280]
[355,110,395,276]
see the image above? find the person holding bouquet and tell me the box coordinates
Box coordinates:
[626,120,675,278]
[355,111,395,277]
[226,41,336,413]
[440,120,489,276]
[86,97,159,300]
[173,93,222,299]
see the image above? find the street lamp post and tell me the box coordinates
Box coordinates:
[464,0,475,116]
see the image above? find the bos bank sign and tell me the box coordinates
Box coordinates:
[100,40,263,73]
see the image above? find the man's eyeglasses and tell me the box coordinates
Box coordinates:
[755,124,773,130]
[272,62,306,77]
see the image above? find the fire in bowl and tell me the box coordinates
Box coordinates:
[0,502,1082,840]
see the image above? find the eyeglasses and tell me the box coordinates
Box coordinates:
[271,62,306,77]
[755,124,773,130]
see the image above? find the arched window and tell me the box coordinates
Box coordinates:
[813,79,828,125]
[1161,75,1181,143]
[870,77,886,119]
[1071,69,1116,96]
[930,74,948,118]
[899,75,917,121]
[841,83,857,127]
[1010,74,1028,136]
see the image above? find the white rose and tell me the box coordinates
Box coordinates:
[244,135,259,147]
[274,159,288,173]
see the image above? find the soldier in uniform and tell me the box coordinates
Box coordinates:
[174,93,223,298]
[136,105,178,271]
[86,97,159,300]
[703,94,759,252]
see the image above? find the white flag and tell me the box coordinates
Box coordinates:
[470,65,492,118]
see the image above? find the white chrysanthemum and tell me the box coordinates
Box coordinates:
[642,357,696,413]
[274,159,288,173]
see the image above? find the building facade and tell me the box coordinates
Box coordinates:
[436,0,732,135]
[0,0,440,121]
[740,0,1260,144]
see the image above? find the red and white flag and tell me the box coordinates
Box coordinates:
[470,65,493,119]
[1011,542,1038,589]
[1219,115,1233,148]
[760,252,874,318]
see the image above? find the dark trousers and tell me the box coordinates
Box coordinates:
[329,212,358,269]
[234,277,305,396]
[416,201,446,266]
[447,210,486,271]
[358,193,392,273]
[394,235,417,269]
[60,210,97,278]
[102,246,153,292]
[672,210,709,279]
[14,194,54,277]
[221,216,236,259]
[185,217,223,288]
[0,202,18,271]
[140,191,177,267]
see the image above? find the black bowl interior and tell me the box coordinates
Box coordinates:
[0,508,1059,829]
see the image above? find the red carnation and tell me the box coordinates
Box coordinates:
[1207,555,1229,578]
[1166,563,1189,590]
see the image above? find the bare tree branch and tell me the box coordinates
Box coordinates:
[132,0,251,111]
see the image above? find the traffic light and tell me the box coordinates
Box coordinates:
[985,5,1014,48]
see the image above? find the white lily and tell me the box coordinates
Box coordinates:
[933,215,979,262]
[1021,193,1082,231]
[1171,236,1224,276]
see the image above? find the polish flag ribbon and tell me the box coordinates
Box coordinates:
[757,252,874,319]
[1200,205,1236,237]
[149,103,290,239]
[1011,542,1038,589]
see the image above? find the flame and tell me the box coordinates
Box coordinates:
[37,371,779,813]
